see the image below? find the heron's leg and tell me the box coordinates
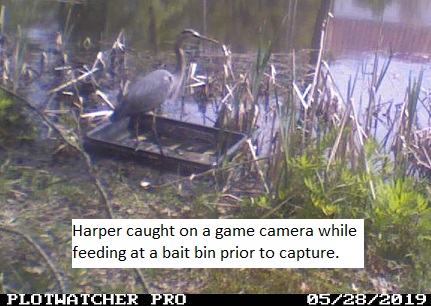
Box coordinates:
[134,120,139,144]
[130,118,143,151]
[151,112,164,155]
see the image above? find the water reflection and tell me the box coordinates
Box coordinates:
[2,0,319,53]
[5,0,431,65]
[328,0,431,58]
[1,0,319,123]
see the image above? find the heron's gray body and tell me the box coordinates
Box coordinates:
[110,29,218,123]
[111,69,179,121]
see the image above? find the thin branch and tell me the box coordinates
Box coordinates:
[48,67,99,94]
[0,225,67,293]
[151,155,273,189]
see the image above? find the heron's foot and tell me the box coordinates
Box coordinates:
[134,140,143,151]
[137,134,148,141]
[157,144,165,156]
[134,138,148,151]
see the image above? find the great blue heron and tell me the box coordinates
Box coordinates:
[110,29,219,154]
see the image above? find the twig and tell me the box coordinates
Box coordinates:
[48,67,99,94]
[151,155,273,189]
[96,89,115,109]
[0,225,67,293]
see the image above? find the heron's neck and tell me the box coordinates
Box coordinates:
[174,41,186,80]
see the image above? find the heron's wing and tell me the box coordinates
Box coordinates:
[112,69,175,121]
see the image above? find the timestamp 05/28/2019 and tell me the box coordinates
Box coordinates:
[307,294,428,306]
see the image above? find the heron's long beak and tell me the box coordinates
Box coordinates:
[194,33,219,45]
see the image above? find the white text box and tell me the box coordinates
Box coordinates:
[72,219,364,268]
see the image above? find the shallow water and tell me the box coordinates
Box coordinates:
[328,0,431,138]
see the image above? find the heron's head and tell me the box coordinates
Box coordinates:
[179,29,219,44]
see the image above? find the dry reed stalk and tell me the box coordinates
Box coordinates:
[307,12,329,108]
[0,273,5,294]
[321,61,346,106]
[95,89,115,109]
[326,100,352,172]
[12,26,22,92]
[222,44,235,81]
[246,139,269,193]
[221,83,236,104]
[48,67,99,94]
[0,5,4,35]
[2,57,9,83]
[350,98,376,200]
